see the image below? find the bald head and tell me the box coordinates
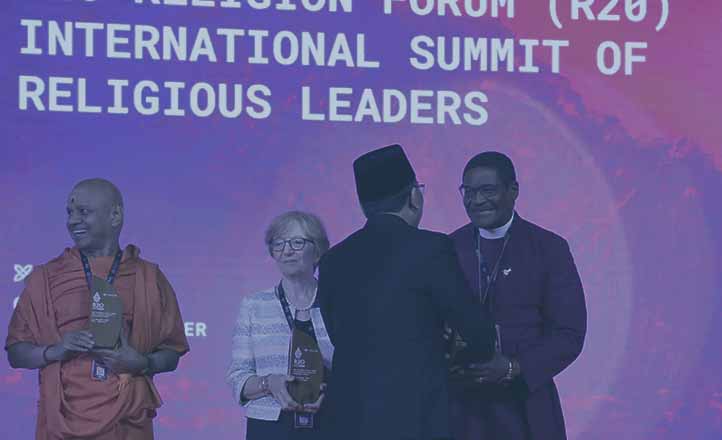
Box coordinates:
[73,178,124,208]
[66,179,124,256]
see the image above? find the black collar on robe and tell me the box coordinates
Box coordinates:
[363,213,413,231]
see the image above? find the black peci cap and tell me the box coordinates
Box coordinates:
[353,144,416,204]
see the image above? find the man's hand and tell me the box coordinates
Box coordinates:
[465,353,512,384]
[91,328,148,375]
[45,330,94,362]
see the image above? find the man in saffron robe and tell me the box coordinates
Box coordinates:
[5,178,189,439]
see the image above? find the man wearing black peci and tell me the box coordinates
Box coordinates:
[448,151,587,440]
[318,144,496,440]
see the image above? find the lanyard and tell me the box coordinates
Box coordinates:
[80,249,123,289]
[276,282,318,331]
[276,282,297,331]
[478,232,511,306]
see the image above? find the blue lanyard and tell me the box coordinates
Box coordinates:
[276,282,297,331]
[80,249,123,288]
[276,282,318,332]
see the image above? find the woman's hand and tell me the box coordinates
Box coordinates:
[302,383,327,413]
[267,374,301,411]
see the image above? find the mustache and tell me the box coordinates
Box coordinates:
[466,202,497,211]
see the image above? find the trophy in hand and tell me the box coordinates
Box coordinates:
[287,327,324,428]
[88,276,123,349]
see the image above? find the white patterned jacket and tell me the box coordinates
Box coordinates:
[226,287,334,421]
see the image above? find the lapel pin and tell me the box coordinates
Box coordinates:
[503,268,512,276]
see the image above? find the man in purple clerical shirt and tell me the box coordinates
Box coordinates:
[448,151,587,440]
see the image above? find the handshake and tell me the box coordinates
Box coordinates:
[443,325,475,381]
[443,325,518,386]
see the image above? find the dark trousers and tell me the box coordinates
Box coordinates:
[449,383,531,440]
[246,410,327,440]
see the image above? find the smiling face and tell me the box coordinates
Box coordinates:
[270,221,318,279]
[66,182,122,255]
[462,167,518,230]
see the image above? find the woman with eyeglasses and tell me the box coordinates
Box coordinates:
[226,211,334,439]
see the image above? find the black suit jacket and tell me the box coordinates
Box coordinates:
[449,214,587,440]
[319,214,495,440]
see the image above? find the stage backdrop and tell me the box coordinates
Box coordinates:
[2,1,721,438]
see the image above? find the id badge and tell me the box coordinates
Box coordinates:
[91,359,109,381]
[294,412,314,429]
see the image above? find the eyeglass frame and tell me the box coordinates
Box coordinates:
[458,183,505,200]
[270,236,315,253]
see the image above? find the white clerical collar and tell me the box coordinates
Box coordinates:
[478,212,514,240]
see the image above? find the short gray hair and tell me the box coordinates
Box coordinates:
[264,211,330,259]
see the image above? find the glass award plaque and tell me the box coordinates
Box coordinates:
[287,327,324,404]
[88,276,123,349]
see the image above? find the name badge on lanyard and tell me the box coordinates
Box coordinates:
[91,359,109,381]
[294,411,314,429]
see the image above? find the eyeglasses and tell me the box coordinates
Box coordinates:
[271,237,315,252]
[458,184,502,199]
